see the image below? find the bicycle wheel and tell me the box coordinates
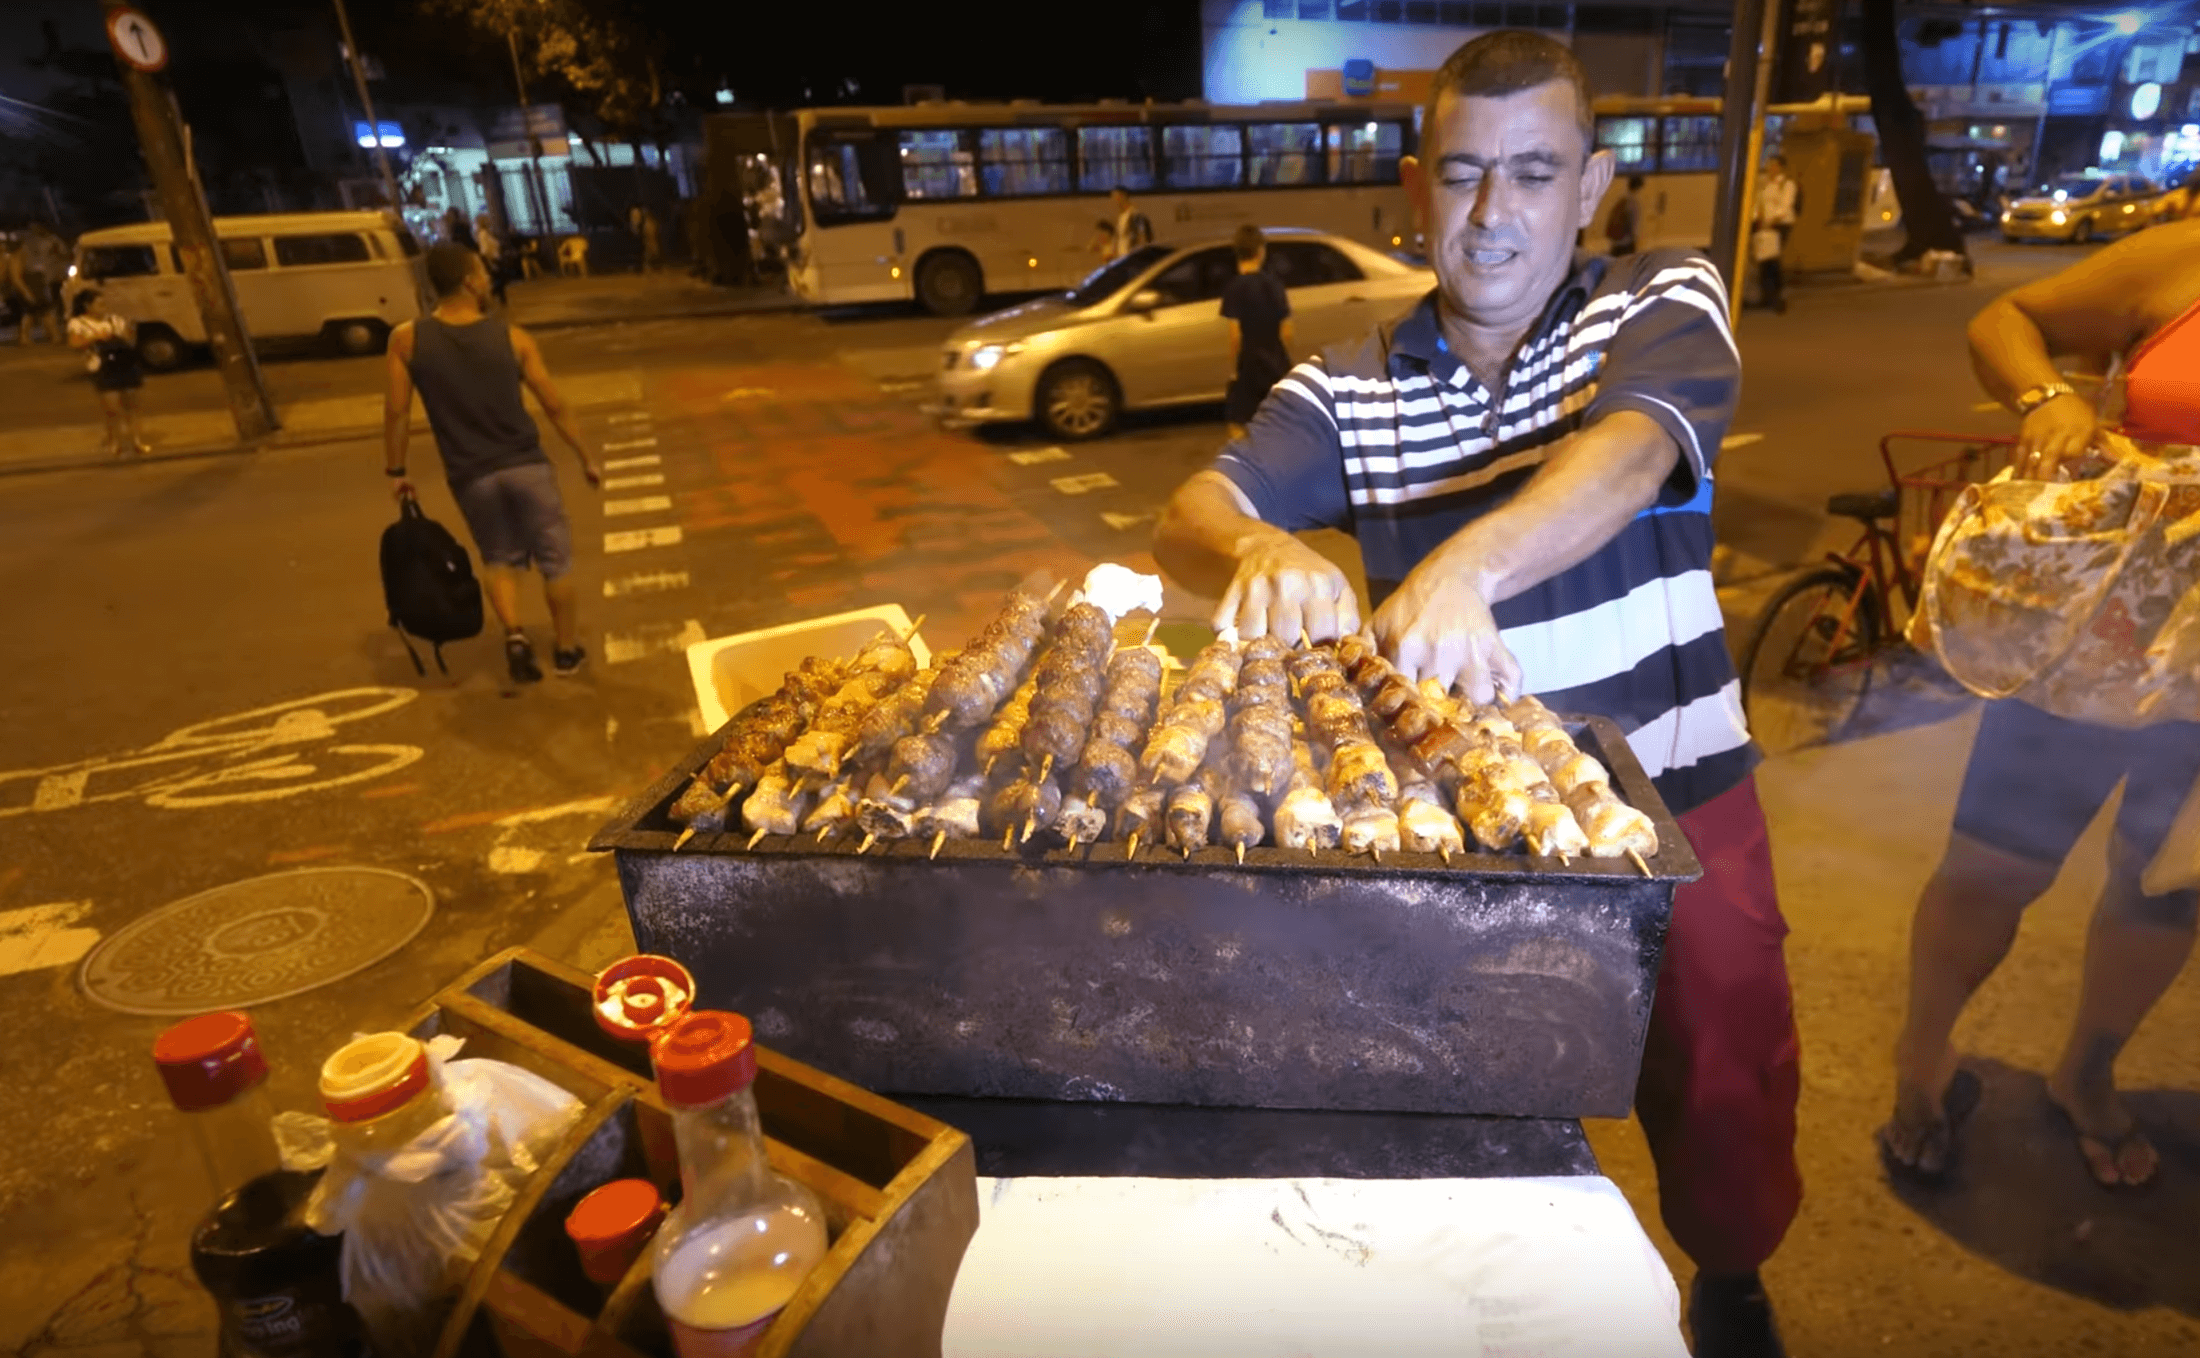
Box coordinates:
[1740,566,1883,756]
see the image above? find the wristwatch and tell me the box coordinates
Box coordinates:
[2012,381,2077,416]
[385,466,408,478]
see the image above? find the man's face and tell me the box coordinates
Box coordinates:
[1404,81,1613,335]
[463,258,491,302]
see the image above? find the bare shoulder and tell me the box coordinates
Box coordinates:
[390,319,416,356]
[2009,220,2200,337]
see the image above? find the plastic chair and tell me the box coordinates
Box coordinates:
[557,236,590,277]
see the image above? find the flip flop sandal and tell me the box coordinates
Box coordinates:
[1877,1066,1983,1188]
[2048,1101,2159,1189]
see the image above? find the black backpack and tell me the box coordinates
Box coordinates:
[379,495,483,675]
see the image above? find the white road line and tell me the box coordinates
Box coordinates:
[609,411,652,424]
[605,619,707,665]
[0,902,100,977]
[604,454,662,470]
[878,379,924,394]
[1719,432,1765,450]
[720,387,777,401]
[1100,510,1156,531]
[1052,472,1119,495]
[604,495,675,517]
[604,569,692,598]
[1010,447,1071,465]
[604,526,683,552]
[605,437,660,451]
[603,473,666,490]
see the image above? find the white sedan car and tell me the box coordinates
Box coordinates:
[933,229,1434,441]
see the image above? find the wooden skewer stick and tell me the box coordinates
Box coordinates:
[1627,847,1653,878]
[747,828,768,851]
[1370,846,1383,865]
[1439,845,1453,865]
[929,831,946,861]
[1181,843,1192,860]
[1235,842,1246,865]
[1021,816,1039,844]
[1037,753,1053,783]
[890,775,910,797]
[1140,616,1161,648]
[713,781,746,811]
[672,826,699,852]
[899,613,927,641]
[816,825,833,844]
[1306,844,1317,858]
[1045,580,1067,604]
[857,832,876,855]
[1066,833,1080,853]
[985,754,999,777]
[1003,826,1016,851]
[1125,832,1141,860]
[923,711,949,734]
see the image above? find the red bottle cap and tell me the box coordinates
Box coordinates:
[592,954,697,1043]
[321,1038,431,1124]
[653,1010,758,1109]
[565,1178,667,1284]
[153,1012,269,1112]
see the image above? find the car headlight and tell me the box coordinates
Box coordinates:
[969,342,1023,372]
[2049,209,2067,225]
[2000,211,2012,223]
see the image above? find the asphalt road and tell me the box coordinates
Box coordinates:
[3,241,2197,1355]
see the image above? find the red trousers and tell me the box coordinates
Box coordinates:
[1632,774,1803,1275]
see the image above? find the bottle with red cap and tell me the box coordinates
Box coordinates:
[650,1010,829,1357]
[154,1011,370,1357]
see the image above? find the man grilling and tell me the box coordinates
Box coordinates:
[1153,31,1796,1358]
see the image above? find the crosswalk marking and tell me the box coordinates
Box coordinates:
[0,902,99,977]
[605,437,660,451]
[604,454,661,470]
[603,473,666,490]
[605,526,683,552]
[604,495,675,517]
[604,569,692,598]
[1719,432,1765,450]
[1100,510,1155,531]
[605,619,707,665]
[1009,447,1071,465]
[609,411,652,424]
[1051,472,1118,495]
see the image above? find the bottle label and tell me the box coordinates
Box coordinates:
[227,1290,366,1357]
[668,1310,780,1358]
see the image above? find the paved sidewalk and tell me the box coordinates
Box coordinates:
[503,269,800,330]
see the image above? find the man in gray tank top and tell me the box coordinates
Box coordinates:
[385,243,602,683]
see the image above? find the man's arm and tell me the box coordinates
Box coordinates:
[510,324,602,486]
[1228,319,1242,368]
[383,323,415,497]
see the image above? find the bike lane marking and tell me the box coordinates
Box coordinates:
[0,902,99,977]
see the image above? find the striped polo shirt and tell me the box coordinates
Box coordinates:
[1213,247,1753,815]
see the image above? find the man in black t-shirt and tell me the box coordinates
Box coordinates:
[1219,225,1292,438]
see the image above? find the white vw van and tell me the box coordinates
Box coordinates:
[68,211,428,370]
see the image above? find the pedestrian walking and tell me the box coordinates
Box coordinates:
[10,221,70,346]
[1219,224,1292,440]
[1881,219,2200,1191]
[1106,187,1153,261]
[475,213,509,305]
[1753,156,1797,314]
[1605,173,1644,257]
[630,205,662,272]
[383,243,603,684]
[66,290,149,459]
[443,206,477,251]
[1156,32,1797,1357]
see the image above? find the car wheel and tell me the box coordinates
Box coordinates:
[136,325,187,372]
[2075,216,2098,244]
[915,252,983,317]
[1037,360,1120,441]
[328,319,388,356]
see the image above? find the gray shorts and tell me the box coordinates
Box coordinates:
[451,460,572,579]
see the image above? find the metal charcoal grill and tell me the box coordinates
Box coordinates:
[590,715,1698,1120]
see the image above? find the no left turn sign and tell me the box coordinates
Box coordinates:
[106,7,169,73]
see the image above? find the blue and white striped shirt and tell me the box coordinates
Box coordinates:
[1214,248,1754,815]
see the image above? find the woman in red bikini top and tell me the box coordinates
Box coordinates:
[1881,219,2200,1195]
[1969,217,2200,468]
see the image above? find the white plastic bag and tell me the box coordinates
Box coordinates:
[273,1035,582,1357]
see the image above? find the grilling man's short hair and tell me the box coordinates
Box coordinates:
[425,242,481,297]
[1426,30,1595,144]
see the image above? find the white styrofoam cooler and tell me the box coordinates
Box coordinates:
[686,605,930,732]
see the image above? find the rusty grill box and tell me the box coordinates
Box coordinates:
[590,715,1698,1120]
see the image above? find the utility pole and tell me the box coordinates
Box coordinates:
[101,0,276,443]
[1710,0,1783,327]
[506,29,550,234]
[330,0,403,217]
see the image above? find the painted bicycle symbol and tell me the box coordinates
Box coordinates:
[0,688,424,818]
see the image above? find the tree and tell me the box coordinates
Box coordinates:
[1859,0,1967,264]
[425,0,665,140]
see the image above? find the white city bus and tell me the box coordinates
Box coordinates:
[780,100,1419,314]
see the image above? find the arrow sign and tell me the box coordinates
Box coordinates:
[106,7,170,73]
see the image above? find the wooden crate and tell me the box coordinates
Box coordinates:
[401,947,979,1358]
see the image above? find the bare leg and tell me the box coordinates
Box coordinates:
[2045,834,2196,1186]
[1883,831,2059,1170]
[121,389,148,453]
[480,564,525,632]
[544,572,580,651]
[98,391,127,456]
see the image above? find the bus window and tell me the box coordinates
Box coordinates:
[1079,126,1154,193]
[979,127,1071,196]
[1248,122,1322,187]
[1324,121,1403,184]
[1658,115,1721,173]
[1596,116,1658,173]
[1162,125,1245,190]
[899,129,977,200]
[806,132,894,223]
[273,233,372,267]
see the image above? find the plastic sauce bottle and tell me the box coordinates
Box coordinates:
[566,1177,667,1292]
[650,1010,829,1357]
[154,1012,368,1357]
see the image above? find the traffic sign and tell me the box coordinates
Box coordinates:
[106,7,169,73]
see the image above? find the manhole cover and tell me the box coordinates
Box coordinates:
[80,867,435,1015]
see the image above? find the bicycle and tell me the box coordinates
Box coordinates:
[1738,430,2016,755]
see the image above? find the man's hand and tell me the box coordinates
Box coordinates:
[2016,392,2097,481]
[389,477,415,504]
[1213,525,1360,643]
[579,456,603,489]
[1370,550,1523,706]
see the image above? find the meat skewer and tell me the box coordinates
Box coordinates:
[1058,644,1164,847]
[781,625,921,779]
[1218,783,1265,864]
[1116,785,1165,859]
[803,777,857,843]
[1021,602,1114,790]
[976,676,1038,777]
[924,587,1054,731]
[1397,782,1465,862]
[915,773,985,860]
[668,655,844,848]
[1272,723,1342,854]
[1164,764,1223,858]
[740,761,814,850]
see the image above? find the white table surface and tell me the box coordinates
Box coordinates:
[943,1174,1688,1358]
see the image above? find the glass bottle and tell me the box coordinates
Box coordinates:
[650,1010,829,1357]
[154,1011,368,1358]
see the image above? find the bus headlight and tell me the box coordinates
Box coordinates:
[970,343,1022,371]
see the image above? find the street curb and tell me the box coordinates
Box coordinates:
[0,423,392,480]
[511,296,808,331]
